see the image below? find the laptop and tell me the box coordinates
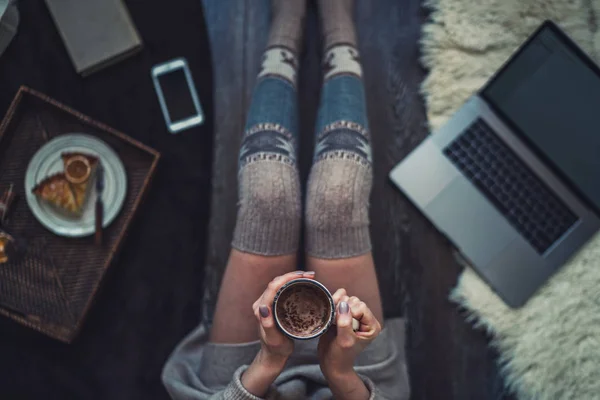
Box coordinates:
[389,20,600,307]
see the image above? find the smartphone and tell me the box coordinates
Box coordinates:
[151,57,204,133]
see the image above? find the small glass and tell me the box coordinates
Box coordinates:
[0,231,15,264]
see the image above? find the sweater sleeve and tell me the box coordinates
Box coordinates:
[360,375,389,400]
[217,367,278,400]
[221,371,389,400]
[163,365,278,400]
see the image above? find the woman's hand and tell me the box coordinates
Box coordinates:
[318,289,382,400]
[252,270,317,360]
[241,270,316,397]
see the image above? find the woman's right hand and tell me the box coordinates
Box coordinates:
[242,271,316,397]
[252,270,316,361]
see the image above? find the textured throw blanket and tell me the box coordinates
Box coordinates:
[420,0,600,399]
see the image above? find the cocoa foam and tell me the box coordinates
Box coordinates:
[276,283,330,337]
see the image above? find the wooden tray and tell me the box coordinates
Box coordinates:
[0,87,160,342]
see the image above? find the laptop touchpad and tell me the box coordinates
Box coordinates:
[426,178,517,268]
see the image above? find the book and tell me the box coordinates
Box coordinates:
[44,0,143,76]
[0,0,19,58]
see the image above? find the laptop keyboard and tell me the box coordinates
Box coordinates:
[443,119,578,254]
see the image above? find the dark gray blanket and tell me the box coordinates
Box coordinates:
[201,1,510,399]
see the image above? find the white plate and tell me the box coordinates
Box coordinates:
[25,134,127,237]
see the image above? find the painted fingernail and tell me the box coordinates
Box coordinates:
[304,271,316,276]
[339,301,349,314]
[259,305,270,318]
[295,271,304,275]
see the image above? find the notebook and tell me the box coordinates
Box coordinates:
[44,0,143,76]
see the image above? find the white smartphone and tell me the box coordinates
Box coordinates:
[151,57,204,133]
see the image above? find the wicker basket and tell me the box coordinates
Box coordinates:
[0,86,160,342]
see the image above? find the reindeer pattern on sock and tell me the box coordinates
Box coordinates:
[258,46,298,86]
[322,45,363,80]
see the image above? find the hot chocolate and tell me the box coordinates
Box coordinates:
[275,282,331,338]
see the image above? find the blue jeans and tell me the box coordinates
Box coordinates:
[244,69,368,162]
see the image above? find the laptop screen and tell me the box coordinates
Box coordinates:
[483,25,600,211]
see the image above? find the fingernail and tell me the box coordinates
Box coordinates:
[259,305,270,318]
[295,271,304,275]
[339,301,349,314]
[304,271,316,276]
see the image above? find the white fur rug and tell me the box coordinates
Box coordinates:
[420,1,600,399]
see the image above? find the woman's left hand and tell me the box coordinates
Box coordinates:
[318,289,382,378]
[317,289,382,400]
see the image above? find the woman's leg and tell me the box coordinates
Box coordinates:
[305,0,383,322]
[210,0,306,344]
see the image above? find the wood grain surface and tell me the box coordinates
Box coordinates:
[0,0,214,398]
[0,0,513,398]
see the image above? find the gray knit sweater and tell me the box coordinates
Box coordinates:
[162,318,409,399]
[218,366,380,400]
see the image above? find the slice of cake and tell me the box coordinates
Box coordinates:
[32,173,80,215]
